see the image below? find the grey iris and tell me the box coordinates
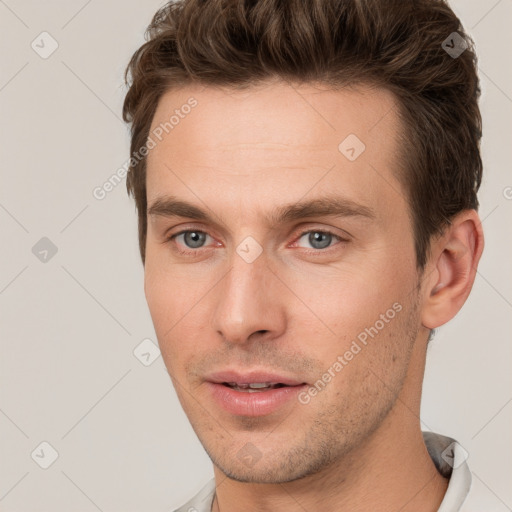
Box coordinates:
[184,231,206,248]
[309,232,331,249]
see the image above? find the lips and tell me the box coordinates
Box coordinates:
[204,370,308,416]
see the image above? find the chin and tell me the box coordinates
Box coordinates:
[207,442,334,484]
[216,463,306,484]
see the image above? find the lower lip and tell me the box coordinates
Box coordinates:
[205,382,307,417]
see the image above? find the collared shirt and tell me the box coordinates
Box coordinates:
[172,431,480,512]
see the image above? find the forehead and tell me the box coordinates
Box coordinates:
[146,81,406,220]
[149,80,401,150]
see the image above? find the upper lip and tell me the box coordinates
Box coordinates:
[205,370,306,386]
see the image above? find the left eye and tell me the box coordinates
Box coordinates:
[296,230,341,250]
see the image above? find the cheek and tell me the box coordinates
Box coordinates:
[144,263,204,363]
[286,261,410,336]
[308,300,417,420]
[282,261,417,391]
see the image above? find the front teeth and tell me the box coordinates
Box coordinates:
[226,382,278,391]
[248,383,273,389]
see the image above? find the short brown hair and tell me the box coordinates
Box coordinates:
[122,0,482,269]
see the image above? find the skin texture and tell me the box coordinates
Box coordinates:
[143,81,484,511]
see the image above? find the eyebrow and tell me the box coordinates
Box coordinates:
[147,194,376,226]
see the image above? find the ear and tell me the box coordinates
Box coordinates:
[421,210,485,329]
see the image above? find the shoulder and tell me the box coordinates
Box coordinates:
[422,431,505,512]
[171,479,216,512]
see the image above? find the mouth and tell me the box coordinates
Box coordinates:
[206,370,307,387]
[204,370,308,416]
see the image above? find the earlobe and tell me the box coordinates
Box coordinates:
[421,210,484,329]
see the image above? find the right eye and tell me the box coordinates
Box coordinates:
[167,230,214,253]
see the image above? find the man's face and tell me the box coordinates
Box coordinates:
[144,81,425,483]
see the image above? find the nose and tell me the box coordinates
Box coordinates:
[210,249,286,345]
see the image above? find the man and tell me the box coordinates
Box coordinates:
[122,0,486,510]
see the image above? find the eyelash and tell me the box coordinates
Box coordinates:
[165,228,347,256]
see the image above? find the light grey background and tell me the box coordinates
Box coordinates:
[0,1,511,510]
